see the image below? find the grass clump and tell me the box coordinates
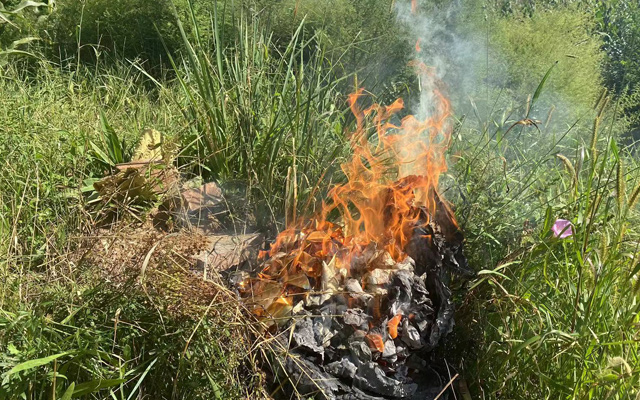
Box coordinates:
[169,6,352,229]
[0,266,262,399]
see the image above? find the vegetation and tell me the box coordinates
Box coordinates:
[487,7,603,110]
[449,86,640,398]
[1,0,640,398]
[168,8,351,227]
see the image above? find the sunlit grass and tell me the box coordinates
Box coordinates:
[449,88,640,398]
[1,2,640,399]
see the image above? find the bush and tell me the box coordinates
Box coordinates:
[0,1,51,65]
[487,7,603,113]
[45,0,182,69]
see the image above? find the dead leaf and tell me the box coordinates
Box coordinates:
[387,314,402,339]
[264,296,293,327]
[365,333,385,353]
[285,272,311,290]
[134,128,163,162]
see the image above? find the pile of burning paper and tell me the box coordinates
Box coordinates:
[238,187,470,399]
[236,57,472,398]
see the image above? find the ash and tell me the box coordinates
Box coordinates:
[237,198,473,399]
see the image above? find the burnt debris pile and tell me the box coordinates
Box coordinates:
[236,191,472,399]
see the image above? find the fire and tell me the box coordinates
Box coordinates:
[242,64,455,324]
[318,67,452,261]
[241,6,457,326]
[261,76,451,270]
[235,4,473,395]
[260,0,452,267]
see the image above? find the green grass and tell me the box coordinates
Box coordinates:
[0,273,260,399]
[2,1,640,399]
[166,5,353,229]
[447,88,640,398]
[0,60,179,266]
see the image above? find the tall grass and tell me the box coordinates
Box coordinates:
[166,4,353,229]
[448,86,640,398]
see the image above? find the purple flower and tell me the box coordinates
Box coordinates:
[552,219,573,238]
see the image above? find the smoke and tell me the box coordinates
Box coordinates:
[394,0,486,120]
[392,0,601,133]
[393,3,614,190]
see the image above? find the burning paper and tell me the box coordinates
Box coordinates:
[237,51,472,398]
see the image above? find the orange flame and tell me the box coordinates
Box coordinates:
[388,314,403,339]
[264,63,453,268]
[311,64,451,261]
[261,0,453,266]
[241,0,459,330]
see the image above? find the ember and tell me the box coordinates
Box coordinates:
[236,44,472,398]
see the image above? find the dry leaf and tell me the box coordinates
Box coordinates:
[387,314,402,339]
[365,333,385,353]
[133,128,164,162]
[264,296,293,327]
[285,272,311,290]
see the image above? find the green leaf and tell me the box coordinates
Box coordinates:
[3,351,73,377]
[599,372,620,383]
[477,269,511,280]
[514,335,542,353]
[628,262,640,281]
[90,141,115,167]
[530,61,558,114]
[126,358,158,400]
[542,206,554,236]
[60,382,75,400]
[73,378,127,397]
[99,110,123,164]
[206,371,224,400]
[9,1,47,14]
[7,343,20,355]
[469,261,518,290]
[9,36,40,49]
[0,10,18,28]
[500,335,542,371]
[0,49,38,59]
